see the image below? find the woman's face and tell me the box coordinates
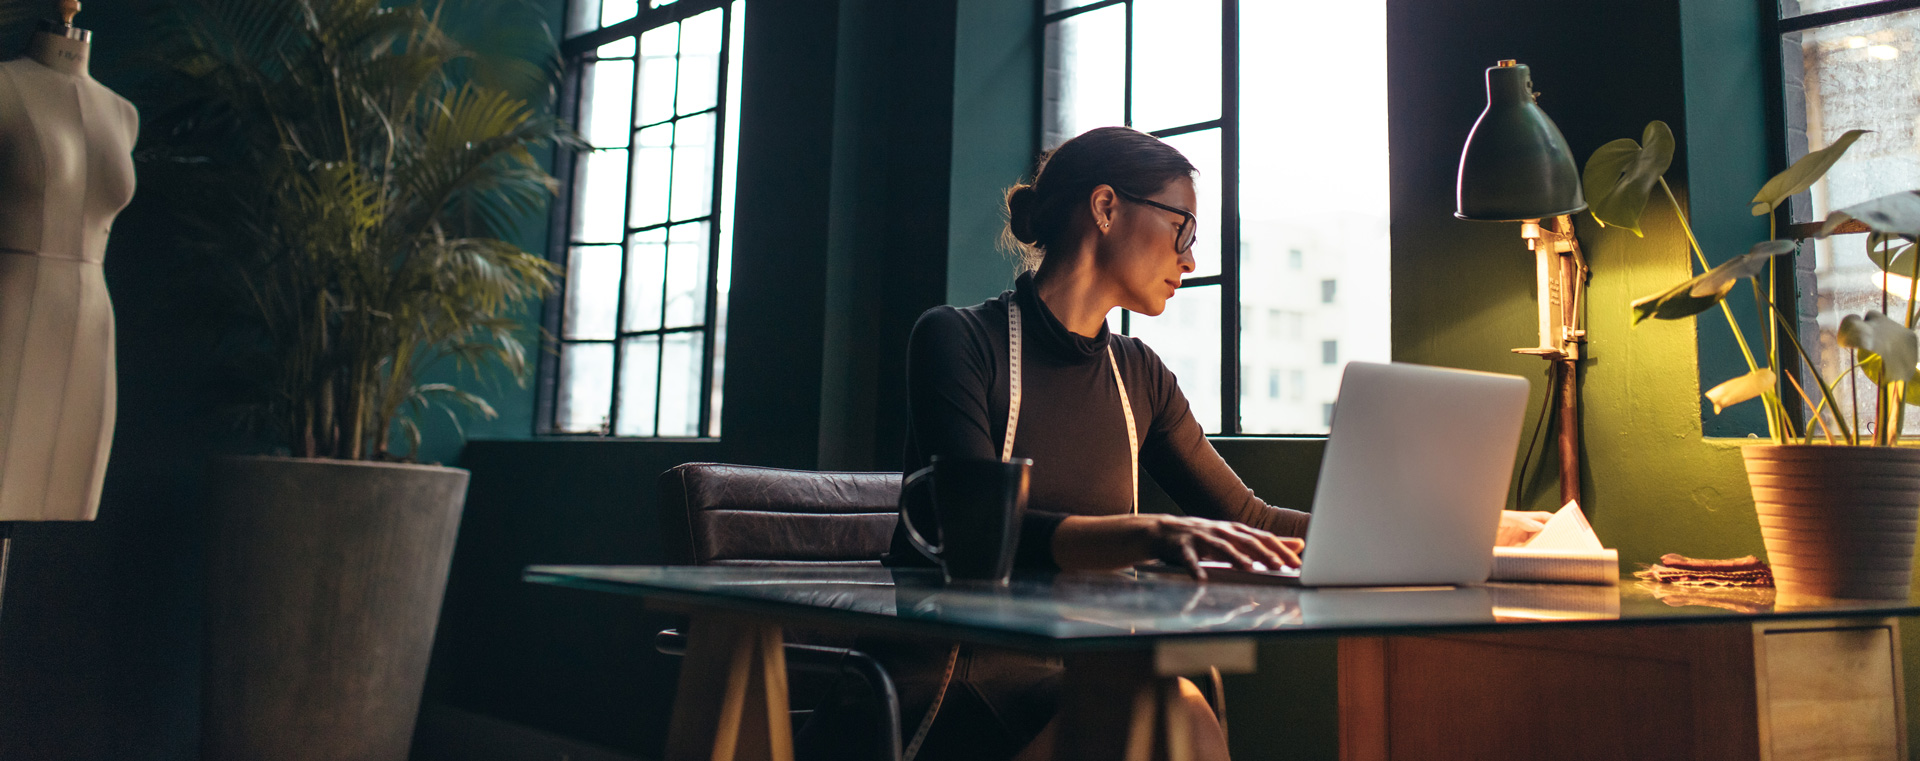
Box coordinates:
[1094,177,1199,317]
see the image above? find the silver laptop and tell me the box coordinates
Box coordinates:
[1200,361,1529,587]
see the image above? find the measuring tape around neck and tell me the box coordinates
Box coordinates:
[1006,300,1138,514]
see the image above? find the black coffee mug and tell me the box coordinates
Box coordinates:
[899,455,1032,585]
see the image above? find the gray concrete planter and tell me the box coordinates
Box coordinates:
[203,455,469,761]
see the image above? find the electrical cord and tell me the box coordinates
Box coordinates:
[1512,368,1556,506]
[900,644,960,761]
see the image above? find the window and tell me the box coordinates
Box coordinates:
[1267,368,1281,399]
[546,0,744,437]
[1040,0,1390,435]
[1320,279,1337,305]
[1321,340,1338,366]
[1778,2,1920,436]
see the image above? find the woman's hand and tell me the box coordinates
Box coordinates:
[1051,513,1303,580]
[1146,515,1302,580]
[1497,510,1554,547]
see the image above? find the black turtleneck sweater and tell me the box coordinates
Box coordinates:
[888,273,1311,570]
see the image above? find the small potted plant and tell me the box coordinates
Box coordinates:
[1587,120,1920,600]
[142,0,570,757]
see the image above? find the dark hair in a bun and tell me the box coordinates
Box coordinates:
[1001,127,1196,271]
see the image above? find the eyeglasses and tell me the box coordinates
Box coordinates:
[1113,188,1198,255]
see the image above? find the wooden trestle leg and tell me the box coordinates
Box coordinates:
[664,611,794,761]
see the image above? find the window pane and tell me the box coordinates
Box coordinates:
[659,331,706,436]
[603,0,638,27]
[1042,5,1126,150]
[677,8,724,115]
[636,23,680,127]
[597,38,636,58]
[664,222,711,327]
[1794,10,1920,435]
[572,149,628,243]
[615,336,661,437]
[582,61,634,148]
[631,123,674,227]
[1132,0,1220,133]
[624,227,667,332]
[671,112,717,221]
[563,245,622,339]
[1158,128,1221,278]
[1238,0,1390,434]
[1128,284,1222,433]
[557,343,614,433]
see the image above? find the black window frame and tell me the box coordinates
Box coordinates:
[537,0,739,438]
[1766,0,1920,433]
[1039,0,1245,433]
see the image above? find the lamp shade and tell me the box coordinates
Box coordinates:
[1455,62,1586,221]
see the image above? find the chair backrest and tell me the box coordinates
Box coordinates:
[657,463,902,566]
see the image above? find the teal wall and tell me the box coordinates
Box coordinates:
[946,0,1036,306]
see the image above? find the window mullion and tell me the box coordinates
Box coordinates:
[1219,0,1240,434]
[653,24,689,437]
[1122,0,1133,127]
[605,25,647,436]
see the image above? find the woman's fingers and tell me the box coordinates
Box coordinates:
[1192,532,1261,571]
[1150,516,1309,579]
[1225,524,1303,568]
[1206,522,1292,570]
[1496,511,1551,547]
[1180,539,1208,582]
[1272,536,1305,568]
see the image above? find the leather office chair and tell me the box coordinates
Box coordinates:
[656,462,904,761]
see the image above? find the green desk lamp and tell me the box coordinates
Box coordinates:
[1455,59,1589,507]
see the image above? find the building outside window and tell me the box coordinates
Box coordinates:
[1041,0,1390,435]
[543,0,744,437]
[1778,2,1920,436]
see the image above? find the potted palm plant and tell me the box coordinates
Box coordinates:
[1588,120,1920,600]
[143,0,569,757]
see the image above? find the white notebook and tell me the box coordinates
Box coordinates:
[1490,502,1619,585]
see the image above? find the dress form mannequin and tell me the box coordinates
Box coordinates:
[0,2,139,525]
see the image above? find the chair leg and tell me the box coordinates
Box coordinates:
[665,611,795,761]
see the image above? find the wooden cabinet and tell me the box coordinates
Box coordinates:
[1339,618,1904,761]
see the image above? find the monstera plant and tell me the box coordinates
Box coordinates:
[1586,120,1920,601]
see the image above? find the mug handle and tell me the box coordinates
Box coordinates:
[899,464,943,560]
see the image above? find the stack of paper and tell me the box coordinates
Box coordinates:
[1490,501,1619,585]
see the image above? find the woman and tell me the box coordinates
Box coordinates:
[850,127,1548,761]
